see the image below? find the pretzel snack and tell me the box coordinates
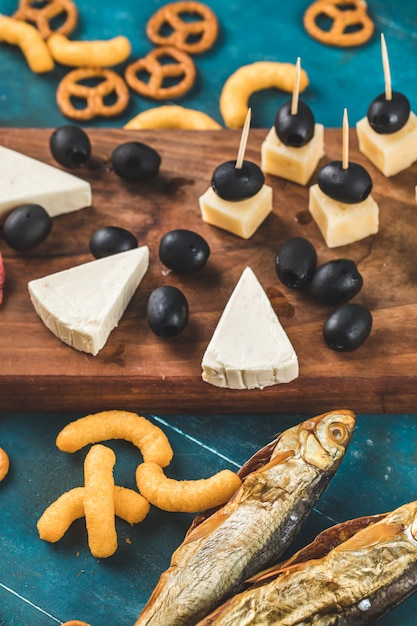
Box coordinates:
[56,67,130,121]
[125,46,196,100]
[124,105,221,129]
[47,33,131,67]
[56,411,173,467]
[146,1,219,55]
[304,0,374,47]
[220,61,309,128]
[0,15,54,73]
[13,0,78,40]
[136,461,242,513]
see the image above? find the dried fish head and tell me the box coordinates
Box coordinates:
[295,409,355,470]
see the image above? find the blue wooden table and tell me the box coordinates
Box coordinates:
[1,0,417,624]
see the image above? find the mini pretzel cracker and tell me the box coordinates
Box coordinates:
[38,485,150,543]
[303,0,374,47]
[0,15,54,73]
[56,410,173,467]
[56,67,130,121]
[136,461,242,513]
[124,105,221,130]
[0,447,9,482]
[220,61,309,128]
[47,33,131,67]
[146,1,219,55]
[13,0,78,40]
[125,46,196,101]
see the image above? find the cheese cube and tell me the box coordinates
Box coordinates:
[309,184,379,248]
[199,184,272,239]
[261,125,325,185]
[356,112,417,177]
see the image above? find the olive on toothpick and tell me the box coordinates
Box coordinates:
[318,109,372,204]
[367,34,410,134]
[211,108,264,201]
[274,57,315,147]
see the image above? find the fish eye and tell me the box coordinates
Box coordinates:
[329,422,349,443]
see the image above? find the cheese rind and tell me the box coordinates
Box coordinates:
[356,112,417,177]
[309,184,379,248]
[261,124,324,185]
[28,246,149,355]
[202,266,298,389]
[0,145,92,222]
[199,185,273,239]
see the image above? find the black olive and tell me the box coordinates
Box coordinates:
[49,125,91,168]
[147,286,188,338]
[275,237,317,289]
[323,303,372,351]
[211,160,264,201]
[3,204,52,251]
[317,161,372,204]
[89,226,138,259]
[111,142,161,182]
[274,100,315,147]
[367,91,410,134]
[159,229,210,273]
[310,259,363,305]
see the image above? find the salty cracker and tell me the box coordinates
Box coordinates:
[0,15,54,73]
[37,485,150,543]
[220,61,309,128]
[13,0,78,40]
[56,67,130,121]
[47,33,131,67]
[146,1,219,55]
[136,461,242,513]
[304,0,374,48]
[56,410,173,467]
[0,447,9,482]
[124,105,221,130]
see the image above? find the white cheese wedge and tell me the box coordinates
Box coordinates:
[0,145,92,223]
[28,246,149,355]
[201,266,298,389]
[261,124,325,185]
[309,184,379,248]
[199,184,273,239]
[356,112,417,177]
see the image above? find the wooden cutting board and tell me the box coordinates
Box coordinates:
[1,128,417,415]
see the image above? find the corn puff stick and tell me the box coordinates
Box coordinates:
[47,33,131,67]
[0,15,54,73]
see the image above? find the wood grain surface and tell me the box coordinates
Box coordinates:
[1,128,416,415]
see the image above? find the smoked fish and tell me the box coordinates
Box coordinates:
[198,500,417,625]
[135,410,356,626]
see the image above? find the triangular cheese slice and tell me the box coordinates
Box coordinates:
[0,146,91,222]
[201,267,298,389]
[28,246,149,355]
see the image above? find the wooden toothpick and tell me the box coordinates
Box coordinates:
[381,33,392,101]
[291,57,301,116]
[235,107,251,169]
[342,108,349,170]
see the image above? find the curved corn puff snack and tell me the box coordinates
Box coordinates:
[47,33,131,67]
[136,462,242,513]
[124,105,222,130]
[56,411,173,467]
[220,61,309,128]
[0,15,54,73]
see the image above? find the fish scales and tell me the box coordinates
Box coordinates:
[198,501,417,625]
[135,410,355,626]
